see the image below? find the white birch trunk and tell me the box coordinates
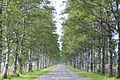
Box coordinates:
[13,32,18,74]
[3,0,10,78]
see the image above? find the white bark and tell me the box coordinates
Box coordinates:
[3,0,10,78]
[13,32,18,74]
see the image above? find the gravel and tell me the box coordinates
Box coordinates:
[33,65,89,80]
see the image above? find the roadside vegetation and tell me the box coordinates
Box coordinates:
[68,66,120,80]
[2,66,55,80]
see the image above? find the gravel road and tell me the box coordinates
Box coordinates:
[33,65,89,80]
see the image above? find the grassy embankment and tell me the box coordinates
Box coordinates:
[68,66,120,80]
[1,66,55,80]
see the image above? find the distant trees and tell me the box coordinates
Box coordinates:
[62,0,120,78]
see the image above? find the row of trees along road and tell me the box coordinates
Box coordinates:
[0,0,60,79]
[62,0,120,78]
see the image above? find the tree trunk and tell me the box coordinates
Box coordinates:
[90,50,93,72]
[13,32,18,74]
[81,52,84,70]
[0,2,2,74]
[42,53,45,68]
[93,50,96,72]
[101,33,105,75]
[18,0,27,73]
[87,51,89,72]
[40,52,43,69]
[3,0,9,78]
[76,53,79,68]
[73,54,76,68]
[3,37,9,78]
[18,33,24,73]
[117,21,120,78]
[37,51,41,70]
[28,49,32,72]
[109,33,113,77]
[98,33,101,73]
[39,53,42,69]
[44,57,47,68]
[37,60,39,70]
[117,28,120,78]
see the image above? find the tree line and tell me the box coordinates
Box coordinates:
[0,0,60,79]
[62,0,120,78]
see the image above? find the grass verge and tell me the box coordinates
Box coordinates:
[68,66,120,80]
[2,66,55,80]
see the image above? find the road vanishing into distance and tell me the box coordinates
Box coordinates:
[33,65,89,80]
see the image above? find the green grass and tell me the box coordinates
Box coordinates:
[2,66,55,80]
[68,66,120,80]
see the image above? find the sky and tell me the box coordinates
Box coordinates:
[49,0,67,50]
